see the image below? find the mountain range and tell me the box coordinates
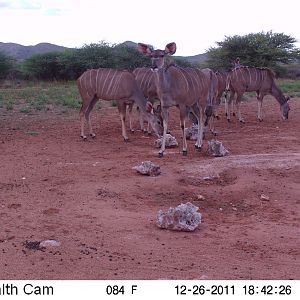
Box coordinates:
[0,41,208,62]
[0,42,70,60]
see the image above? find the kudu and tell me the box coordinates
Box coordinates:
[77,68,163,141]
[225,66,290,122]
[133,67,161,133]
[215,71,228,118]
[138,42,216,157]
[188,68,219,136]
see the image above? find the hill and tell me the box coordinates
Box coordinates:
[0,41,208,63]
[0,42,69,60]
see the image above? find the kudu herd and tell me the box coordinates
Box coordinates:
[76,42,291,157]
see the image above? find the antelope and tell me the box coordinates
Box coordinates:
[77,68,163,141]
[138,42,216,157]
[215,71,228,118]
[133,67,161,133]
[225,66,290,122]
[189,68,219,136]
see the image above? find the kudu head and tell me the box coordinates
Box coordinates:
[145,101,163,136]
[281,95,290,120]
[137,42,177,71]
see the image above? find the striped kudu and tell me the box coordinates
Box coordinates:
[225,66,290,122]
[138,42,216,157]
[77,68,163,141]
[133,67,161,133]
[215,71,228,118]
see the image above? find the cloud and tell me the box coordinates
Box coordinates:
[0,0,41,10]
[44,8,64,16]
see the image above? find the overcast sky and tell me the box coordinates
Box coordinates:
[0,0,299,56]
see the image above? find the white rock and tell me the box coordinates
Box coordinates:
[39,239,61,247]
[185,124,198,140]
[133,161,161,176]
[208,140,229,157]
[154,134,178,148]
[156,202,202,231]
[260,194,270,201]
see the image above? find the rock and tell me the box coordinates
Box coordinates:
[197,194,205,200]
[208,140,229,157]
[186,124,211,140]
[133,161,161,176]
[185,124,198,140]
[39,240,61,248]
[260,194,270,201]
[155,134,178,148]
[156,202,202,231]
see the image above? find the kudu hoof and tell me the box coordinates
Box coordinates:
[227,119,231,123]
[195,145,202,152]
[182,150,188,156]
[239,119,245,124]
[124,138,129,143]
[90,133,96,138]
[258,118,263,122]
[130,130,135,134]
[81,135,87,140]
[158,152,164,158]
[233,112,236,117]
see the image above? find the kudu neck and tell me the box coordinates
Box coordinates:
[271,82,287,106]
[153,65,172,90]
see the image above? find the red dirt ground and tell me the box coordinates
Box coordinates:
[0,96,299,280]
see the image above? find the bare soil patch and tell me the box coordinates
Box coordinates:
[0,96,299,279]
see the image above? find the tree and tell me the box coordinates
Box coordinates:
[23,52,63,80]
[207,31,300,74]
[112,44,151,70]
[0,51,15,79]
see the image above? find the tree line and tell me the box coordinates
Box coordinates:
[0,32,299,81]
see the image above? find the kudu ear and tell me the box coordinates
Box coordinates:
[165,42,176,55]
[154,104,161,113]
[146,101,154,113]
[137,43,152,56]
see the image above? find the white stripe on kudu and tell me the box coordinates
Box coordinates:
[106,70,118,98]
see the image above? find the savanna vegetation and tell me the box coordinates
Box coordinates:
[0,32,299,113]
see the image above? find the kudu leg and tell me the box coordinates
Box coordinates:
[257,95,264,122]
[80,96,97,139]
[118,102,129,142]
[195,109,204,151]
[179,109,188,156]
[127,103,135,133]
[225,92,234,122]
[159,109,169,157]
[85,97,98,138]
[236,94,245,123]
